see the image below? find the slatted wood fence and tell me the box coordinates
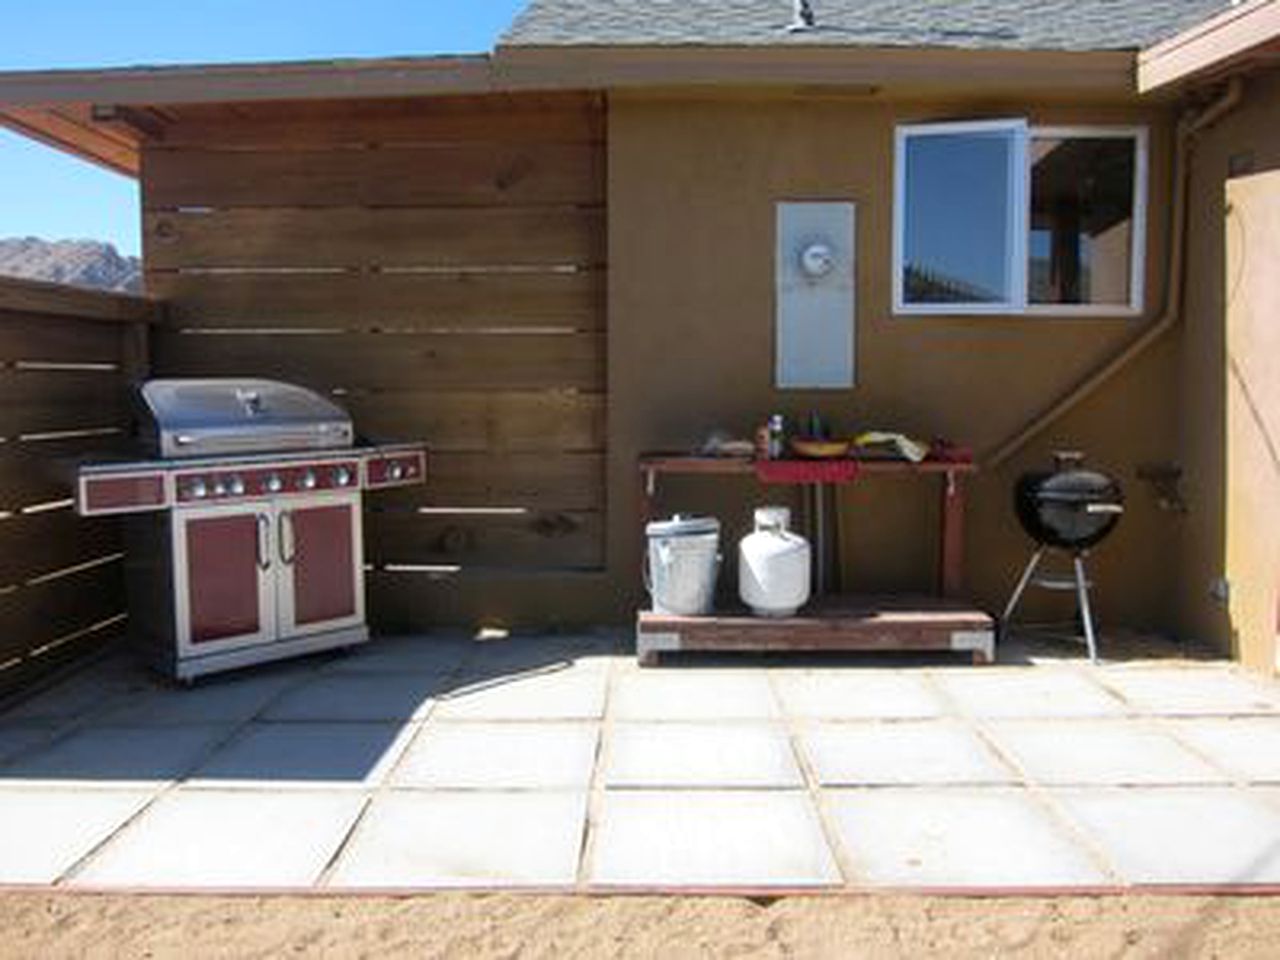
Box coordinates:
[143,92,610,627]
[0,276,156,700]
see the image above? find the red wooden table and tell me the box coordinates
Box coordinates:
[638,453,977,597]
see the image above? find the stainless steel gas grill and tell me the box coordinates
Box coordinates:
[76,379,426,682]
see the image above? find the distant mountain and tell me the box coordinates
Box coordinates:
[0,237,142,294]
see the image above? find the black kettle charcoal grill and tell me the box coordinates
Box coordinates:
[1001,452,1125,662]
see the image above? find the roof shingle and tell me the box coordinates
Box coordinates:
[500,0,1231,53]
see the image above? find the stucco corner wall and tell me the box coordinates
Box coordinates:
[1178,67,1280,671]
[606,93,1183,631]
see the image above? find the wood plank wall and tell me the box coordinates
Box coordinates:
[0,276,155,701]
[142,93,609,628]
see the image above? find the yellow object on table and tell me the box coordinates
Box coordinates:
[853,431,929,463]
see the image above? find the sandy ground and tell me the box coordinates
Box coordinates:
[4,892,1280,958]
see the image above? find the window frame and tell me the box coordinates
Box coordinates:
[892,118,1030,316]
[892,121,1149,318]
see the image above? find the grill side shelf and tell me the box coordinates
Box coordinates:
[78,470,172,517]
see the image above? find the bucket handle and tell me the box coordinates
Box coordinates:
[642,541,673,594]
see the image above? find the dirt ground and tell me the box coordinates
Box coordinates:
[4,892,1280,958]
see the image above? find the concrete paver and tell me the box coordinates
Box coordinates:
[102,670,304,726]
[590,790,839,887]
[0,724,232,787]
[774,671,944,720]
[323,635,471,676]
[72,789,365,888]
[394,723,598,790]
[828,788,1109,888]
[0,725,60,764]
[1100,668,1280,716]
[935,669,1128,719]
[1052,786,1280,884]
[985,719,1227,785]
[803,721,1014,786]
[611,672,778,721]
[329,791,588,888]
[262,673,443,722]
[6,636,1280,892]
[605,723,802,788]
[1169,717,1280,782]
[432,669,607,722]
[191,722,415,789]
[0,787,154,884]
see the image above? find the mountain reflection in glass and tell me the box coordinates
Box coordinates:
[902,129,1017,306]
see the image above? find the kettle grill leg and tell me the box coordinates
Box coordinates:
[1073,552,1099,664]
[1000,547,1044,643]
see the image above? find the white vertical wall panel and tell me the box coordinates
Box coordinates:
[775,201,856,389]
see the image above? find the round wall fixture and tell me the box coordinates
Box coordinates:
[799,242,835,279]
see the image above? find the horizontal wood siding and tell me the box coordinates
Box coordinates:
[145,92,608,627]
[0,276,154,701]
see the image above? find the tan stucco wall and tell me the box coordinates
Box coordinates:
[1178,68,1280,670]
[607,94,1184,631]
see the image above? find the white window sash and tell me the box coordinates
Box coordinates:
[893,118,1029,315]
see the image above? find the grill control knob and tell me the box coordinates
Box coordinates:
[388,462,405,481]
[301,470,318,490]
[334,467,352,487]
[213,480,227,497]
[228,476,246,496]
[189,479,208,500]
[266,474,283,493]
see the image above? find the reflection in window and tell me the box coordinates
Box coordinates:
[1029,137,1136,307]
[901,127,1020,307]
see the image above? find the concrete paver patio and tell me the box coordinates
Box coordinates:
[4,633,1280,892]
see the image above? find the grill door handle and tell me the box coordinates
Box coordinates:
[278,510,297,565]
[1085,503,1124,515]
[256,513,271,571]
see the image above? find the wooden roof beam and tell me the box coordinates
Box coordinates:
[0,107,137,176]
[90,104,168,142]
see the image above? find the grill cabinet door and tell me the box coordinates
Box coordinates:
[173,502,276,655]
[276,492,365,639]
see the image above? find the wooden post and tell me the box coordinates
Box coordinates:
[120,318,151,384]
[939,469,966,597]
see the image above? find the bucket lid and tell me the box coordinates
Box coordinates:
[645,514,720,537]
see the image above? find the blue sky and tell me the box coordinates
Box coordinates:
[0,1,527,256]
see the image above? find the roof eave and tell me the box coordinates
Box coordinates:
[491,44,1137,97]
[0,45,1141,176]
[0,55,495,107]
[1139,0,1280,93]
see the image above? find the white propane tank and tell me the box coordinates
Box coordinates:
[738,506,811,617]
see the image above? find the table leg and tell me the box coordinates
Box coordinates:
[939,469,965,597]
[639,468,656,528]
[813,482,826,597]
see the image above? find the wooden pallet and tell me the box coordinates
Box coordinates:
[636,595,996,666]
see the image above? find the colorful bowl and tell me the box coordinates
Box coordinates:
[789,438,851,459]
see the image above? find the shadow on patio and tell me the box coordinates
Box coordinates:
[4,631,1280,893]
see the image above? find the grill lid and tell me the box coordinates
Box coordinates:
[1015,451,1124,550]
[139,379,354,459]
